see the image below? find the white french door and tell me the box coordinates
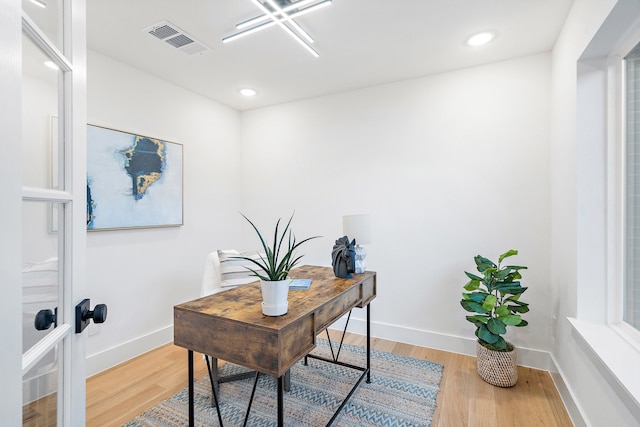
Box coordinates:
[1,0,87,425]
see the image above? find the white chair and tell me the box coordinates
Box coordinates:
[201,249,262,297]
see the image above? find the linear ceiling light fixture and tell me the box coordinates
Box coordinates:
[236,0,321,29]
[222,0,332,57]
[223,2,330,43]
[251,0,319,57]
[264,0,314,43]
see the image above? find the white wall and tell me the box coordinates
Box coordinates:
[240,53,552,363]
[85,51,244,374]
[84,49,555,378]
[83,50,555,374]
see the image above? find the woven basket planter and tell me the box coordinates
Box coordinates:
[476,341,518,387]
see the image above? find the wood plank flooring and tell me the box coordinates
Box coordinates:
[86,331,573,426]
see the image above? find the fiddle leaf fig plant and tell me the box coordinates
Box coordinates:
[234,212,320,281]
[460,249,529,351]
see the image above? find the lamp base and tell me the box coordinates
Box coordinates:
[354,245,367,274]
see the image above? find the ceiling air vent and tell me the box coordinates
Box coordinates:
[143,21,211,56]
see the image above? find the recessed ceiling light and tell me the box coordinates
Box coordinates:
[239,88,258,97]
[44,60,59,70]
[466,32,496,47]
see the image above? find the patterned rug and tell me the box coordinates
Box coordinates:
[124,339,443,427]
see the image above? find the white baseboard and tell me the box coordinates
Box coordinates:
[331,315,551,370]
[86,324,173,377]
[548,353,588,427]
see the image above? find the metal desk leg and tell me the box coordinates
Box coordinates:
[367,304,371,383]
[243,372,260,427]
[284,369,291,392]
[188,350,194,427]
[277,376,284,426]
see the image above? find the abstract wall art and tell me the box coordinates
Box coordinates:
[86,124,183,231]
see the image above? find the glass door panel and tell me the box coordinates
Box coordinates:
[22,0,62,52]
[22,345,59,427]
[21,31,61,190]
[22,200,62,346]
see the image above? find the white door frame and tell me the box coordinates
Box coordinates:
[0,0,26,424]
[1,0,88,424]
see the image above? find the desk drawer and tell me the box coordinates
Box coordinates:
[356,275,376,308]
[315,286,359,332]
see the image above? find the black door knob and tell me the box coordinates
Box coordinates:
[84,303,107,324]
[75,299,108,333]
[34,308,57,331]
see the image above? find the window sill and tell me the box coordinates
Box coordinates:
[568,318,640,419]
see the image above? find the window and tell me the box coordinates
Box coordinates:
[568,7,640,419]
[625,42,640,332]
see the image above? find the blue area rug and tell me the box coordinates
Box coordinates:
[124,339,443,426]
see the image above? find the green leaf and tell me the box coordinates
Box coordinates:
[494,281,522,290]
[504,265,528,271]
[460,300,488,314]
[487,318,507,335]
[465,315,489,326]
[505,294,523,302]
[464,279,480,291]
[481,294,497,311]
[465,271,483,281]
[476,324,499,344]
[498,249,518,264]
[464,292,489,303]
[514,319,529,327]
[495,268,512,280]
[238,212,320,280]
[489,336,508,351]
[507,271,523,281]
[495,305,510,317]
[499,314,522,325]
[495,284,527,296]
[507,304,530,313]
[483,267,498,276]
[474,256,496,272]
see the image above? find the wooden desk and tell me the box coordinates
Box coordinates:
[174,265,376,426]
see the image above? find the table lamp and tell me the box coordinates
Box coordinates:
[342,214,372,274]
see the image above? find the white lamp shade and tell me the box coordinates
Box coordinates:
[342,214,372,245]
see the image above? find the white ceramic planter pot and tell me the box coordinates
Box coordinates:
[476,341,518,387]
[260,279,289,316]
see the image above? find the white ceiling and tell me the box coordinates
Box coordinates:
[85,0,574,111]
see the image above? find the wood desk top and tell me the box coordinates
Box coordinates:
[174,265,376,377]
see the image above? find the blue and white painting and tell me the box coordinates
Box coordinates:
[87,124,183,230]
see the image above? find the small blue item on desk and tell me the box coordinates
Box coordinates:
[289,278,312,290]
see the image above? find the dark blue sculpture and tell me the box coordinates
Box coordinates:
[332,236,356,278]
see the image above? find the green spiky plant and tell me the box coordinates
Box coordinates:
[233,212,320,281]
[460,249,529,351]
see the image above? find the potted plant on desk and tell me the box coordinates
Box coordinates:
[235,212,320,316]
[460,249,529,387]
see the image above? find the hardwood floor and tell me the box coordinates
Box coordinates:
[86,331,573,426]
